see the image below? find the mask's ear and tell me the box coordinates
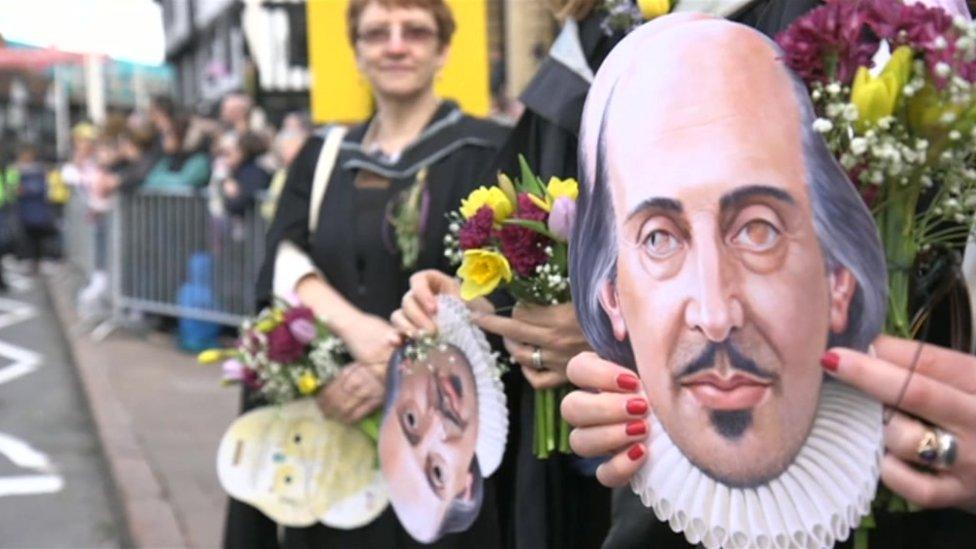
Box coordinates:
[599,280,628,341]
[828,267,857,335]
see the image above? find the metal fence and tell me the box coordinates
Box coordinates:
[67,188,268,330]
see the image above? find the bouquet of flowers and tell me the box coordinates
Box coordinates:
[444,156,577,458]
[199,299,350,401]
[778,0,976,541]
[778,0,976,341]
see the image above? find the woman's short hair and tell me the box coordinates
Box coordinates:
[346,0,456,47]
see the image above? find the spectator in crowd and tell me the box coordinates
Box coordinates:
[219,131,272,217]
[219,91,253,134]
[93,121,159,199]
[11,143,56,275]
[261,114,310,221]
[144,115,211,191]
[62,122,112,316]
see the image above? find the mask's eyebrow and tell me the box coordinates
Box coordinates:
[625,197,683,223]
[719,184,796,214]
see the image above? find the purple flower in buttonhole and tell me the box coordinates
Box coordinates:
[222,359,246,382]
[547,197,576,242]
[267,324,305,363]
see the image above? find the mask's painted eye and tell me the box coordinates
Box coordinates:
[404,410,418,429]
[643,229,682,259]
[732,220,780,252]
[293,434,302,444]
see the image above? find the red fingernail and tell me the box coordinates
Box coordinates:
[627,443,645,461]
[821,351,840,372]
[626,398,648,416]
[625,420,646,436]
[617,373,639,391]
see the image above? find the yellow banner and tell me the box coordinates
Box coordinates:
[307,0,490,124]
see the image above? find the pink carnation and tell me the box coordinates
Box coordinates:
[498,224,550,277]
[459,206,494,249]
[776,1,878,85]
[267,324,306,363]
[517,193,548,222]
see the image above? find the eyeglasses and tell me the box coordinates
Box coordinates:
[357,24,438,47]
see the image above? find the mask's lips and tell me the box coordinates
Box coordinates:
[680,371,772,411]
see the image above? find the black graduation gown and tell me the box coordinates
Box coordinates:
[223,100,511,549]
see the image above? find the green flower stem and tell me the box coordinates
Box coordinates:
[533,385,574,459]
[881,183,920,338]
[357,411,383,445]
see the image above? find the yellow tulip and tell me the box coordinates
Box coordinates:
[546,176,579,201]
[297,372,320,395]
[256,318,280,333]
[851,46,913,132]
[637,0,670,19]
[527,193,552,213]
[457,249,513,300]
[496,173,518,205]
[197,349,226,364]
[460,186,514,221]
[852,68,899,131]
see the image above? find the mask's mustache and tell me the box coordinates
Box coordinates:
[676,340,777,382]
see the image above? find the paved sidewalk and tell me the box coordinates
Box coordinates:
[47,265,239,548]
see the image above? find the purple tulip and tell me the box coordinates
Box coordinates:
[288,317,318,345]
[222,359,246,382]
[547,197,576,242]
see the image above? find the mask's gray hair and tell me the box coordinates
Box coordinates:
[571,68,887,370]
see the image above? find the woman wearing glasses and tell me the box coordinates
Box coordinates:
[223,1,508,548]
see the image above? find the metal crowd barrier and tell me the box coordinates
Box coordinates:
[108,188,268,327]
[63,191,97,277]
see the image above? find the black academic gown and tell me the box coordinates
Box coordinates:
[223,100,512,549]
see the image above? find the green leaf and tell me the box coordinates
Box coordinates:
[518,154,545,196]
[501,218,558,240]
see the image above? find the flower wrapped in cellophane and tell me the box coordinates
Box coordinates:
[444,156,578,458]
[199,297,350,407]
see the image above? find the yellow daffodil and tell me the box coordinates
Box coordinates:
[197,349,226,364]
[852,45,913,132]
[457,249,513,300]
[637,0,670,19]
[297,372,320,395]
[527,176,579,212]
[547,176,579,201]
[460,186,514,221]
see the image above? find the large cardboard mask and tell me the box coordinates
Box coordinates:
[379,296,508,544]
[216,399,388,528]
[570,15,888,548]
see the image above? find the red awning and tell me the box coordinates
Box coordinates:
[0,48,87,70]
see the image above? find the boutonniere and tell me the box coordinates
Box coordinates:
[601,0,672,35]
[386,167,430,270]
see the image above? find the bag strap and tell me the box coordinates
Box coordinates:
[308,125,348,233]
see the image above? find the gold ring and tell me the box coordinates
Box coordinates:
[917,427,958,469]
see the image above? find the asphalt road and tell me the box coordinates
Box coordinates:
[0,270,124,548]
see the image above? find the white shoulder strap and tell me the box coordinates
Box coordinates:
[308,125,348,233]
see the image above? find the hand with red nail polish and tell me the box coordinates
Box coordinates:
[823,335,976,514]
[561,352,651,488]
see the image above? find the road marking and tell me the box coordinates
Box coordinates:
[0,294,64,497]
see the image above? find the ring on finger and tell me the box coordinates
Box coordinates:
[531,346,544,370]
[917,426,958,469]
